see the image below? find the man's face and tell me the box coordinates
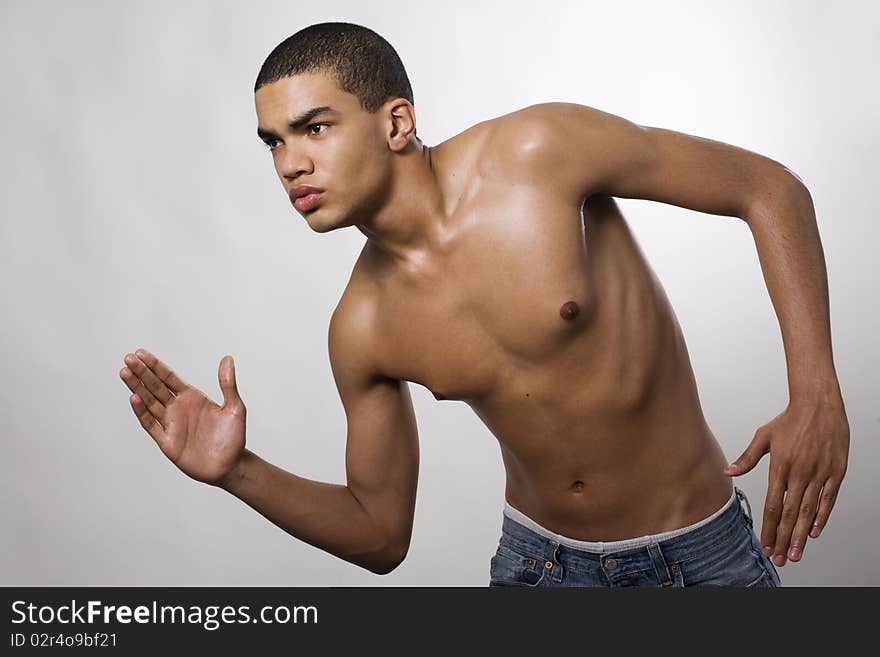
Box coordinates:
[255,71,392,232]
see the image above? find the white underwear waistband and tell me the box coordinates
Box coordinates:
[503,487,738,554]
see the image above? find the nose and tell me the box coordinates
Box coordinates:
[277,148,313,180]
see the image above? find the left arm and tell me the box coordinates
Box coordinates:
[520,102,850,568]
[728,179,848,569]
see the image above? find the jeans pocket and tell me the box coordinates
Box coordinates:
[743,525,782,587]
[489,543,546,587]
[677,526,770,587]
[745,568,775,587]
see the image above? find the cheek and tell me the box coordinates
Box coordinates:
[346,148,387,193]
[359,164,391,209]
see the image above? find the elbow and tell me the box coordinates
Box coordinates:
[367,538,410,575]
[779,163,807,189]
[372,546,409,576]
[370,560,401,576]
[744,168,813,224]
[366,556,403,576]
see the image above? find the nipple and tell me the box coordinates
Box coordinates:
[559,300,580,321]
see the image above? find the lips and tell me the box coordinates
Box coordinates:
[289,185,325,212]
[293,191,323,212]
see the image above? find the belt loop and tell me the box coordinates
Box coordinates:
[546,540,564,583]
[735,486,753,528]
[646,542,673,586]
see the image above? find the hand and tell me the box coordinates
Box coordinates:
[119,348,247,487]
[722,396,849,567]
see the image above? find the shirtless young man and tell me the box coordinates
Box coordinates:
[118,23,849,586]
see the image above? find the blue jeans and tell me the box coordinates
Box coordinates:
[489,486,782,587]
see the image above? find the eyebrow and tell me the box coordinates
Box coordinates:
[257,106,338,141]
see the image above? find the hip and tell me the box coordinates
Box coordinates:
[489,485,782,588]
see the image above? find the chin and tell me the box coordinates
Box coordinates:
[304,211,340,234]
[309,222,337,234]
[307,205,360,233]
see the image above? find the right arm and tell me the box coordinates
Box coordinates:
[121,297,419,574]
[219,449,403,574]
[219,298,420,575]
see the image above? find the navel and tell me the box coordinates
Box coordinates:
[570,480,585,492]
[559,300,580,321]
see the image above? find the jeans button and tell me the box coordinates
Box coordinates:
[605,558,617,569]
[545,560,553,569]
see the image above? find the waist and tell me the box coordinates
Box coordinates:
[503,486,737,554]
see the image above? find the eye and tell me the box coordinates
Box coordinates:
[262,123,327,151]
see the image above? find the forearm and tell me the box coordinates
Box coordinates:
[219,448,397,574]
[743,177,842,403]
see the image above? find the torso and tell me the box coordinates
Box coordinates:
[345,111,732,541]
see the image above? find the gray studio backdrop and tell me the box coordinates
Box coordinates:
[1,0,877,586]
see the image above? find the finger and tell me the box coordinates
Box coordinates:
[811,477,842,538]
[120,367,166,424]
[787,480,822,562]
[761,464,787,559]
[724,430,770,476]
[771,480,808,567]
[133,348,189,395]
[124,352,175,405]
[129,393,166,445]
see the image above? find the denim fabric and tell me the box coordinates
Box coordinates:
[489,486,782,587]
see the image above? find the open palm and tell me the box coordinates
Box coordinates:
[119,348,247,486]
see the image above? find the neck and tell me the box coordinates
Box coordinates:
[355,138,447,271]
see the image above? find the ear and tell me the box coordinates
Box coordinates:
[385,98,418,149]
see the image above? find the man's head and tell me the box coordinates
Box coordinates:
[254,22,422,233]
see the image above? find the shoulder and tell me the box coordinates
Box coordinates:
[328,250,386,387]
[478,103,595,183]
[487,101,611,144]
[479,102,633,201]
[430,105,575,192]
[483,102,583,153]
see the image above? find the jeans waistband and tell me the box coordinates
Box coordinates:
[503,485,739,554]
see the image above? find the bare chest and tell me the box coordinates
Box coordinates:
[373,186,599,401]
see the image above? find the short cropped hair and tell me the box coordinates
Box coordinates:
[254,22,417,134]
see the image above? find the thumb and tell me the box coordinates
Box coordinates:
[218,355,246,417]
[724,430,770,476]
